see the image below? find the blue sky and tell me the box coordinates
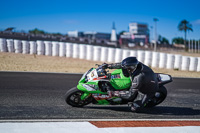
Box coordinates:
[0,0,200,42]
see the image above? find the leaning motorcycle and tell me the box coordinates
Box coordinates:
[65,63,172,109]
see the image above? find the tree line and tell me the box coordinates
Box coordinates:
[2,20,196,47]
[160,19,194,46]
[29,28,63,36]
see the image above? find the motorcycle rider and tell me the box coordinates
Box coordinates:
[104,57,158,112]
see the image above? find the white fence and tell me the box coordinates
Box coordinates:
[0,38,200,72]
[188,40,200,53]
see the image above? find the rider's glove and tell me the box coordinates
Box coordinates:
[102,63,109,69]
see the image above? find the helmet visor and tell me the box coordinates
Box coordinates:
[123,64,137,69]
[123,64,137,73]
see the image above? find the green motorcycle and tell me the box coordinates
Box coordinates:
[65,63,172,108]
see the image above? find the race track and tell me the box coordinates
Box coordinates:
[0,72,200,119]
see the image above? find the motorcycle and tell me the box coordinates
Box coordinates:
[65,63,172,109]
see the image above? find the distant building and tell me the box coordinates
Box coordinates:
[67,22,118,46]
[68,30,110,40]
[68,31,84,38]
[129,22,148,35]
[120,22,149,47]
[84,31,110,40]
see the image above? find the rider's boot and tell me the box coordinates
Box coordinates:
[130,102,141,112]
[130,93,155,112]
[130,92,146,112]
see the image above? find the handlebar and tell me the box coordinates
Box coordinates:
[95,64,101,67]
[96,63,109,69]
[95,63,110,77]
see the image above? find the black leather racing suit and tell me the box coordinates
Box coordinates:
[108,62,158,108]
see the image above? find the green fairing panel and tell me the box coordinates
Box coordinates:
[77,81,107,94]
[77,68,131,93]
[78,68,95,83]
[96,99,110,105]
[110,69,131,90]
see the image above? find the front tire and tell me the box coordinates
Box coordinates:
[65,87,92,107]
[145,86,167,108]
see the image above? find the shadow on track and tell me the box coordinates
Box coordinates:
[139,106,200,116]
[85,106,200,116]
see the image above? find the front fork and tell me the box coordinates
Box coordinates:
[80,92,91,100]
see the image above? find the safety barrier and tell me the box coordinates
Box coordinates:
[79,44,86,59]
[0,38,200,72]
[137,50,145,63]
[36,40,44,55]
[129,50,137,57]
[122,49,130,60]
[144,51,152,66]
[0,38,7,52]
[59,42,66,57]
[66,43,73,58]
[197,58,200,72]
[14,40,22,53]
[29,41,37,54]
[152,52,160,68]
[6,39,14,53]
[174,54,182,70]
[93,46,101,61]
[22,40,29,54]
[181,56,190,71]
[166,54,175,69]
[52,41,59,57]
[44,41,52,56]
[189,57,198,71]
[86,45,93,60]
[100,47,108,62]
[107,48,115,63]
[115,48,123,63]
[159,53,167,68]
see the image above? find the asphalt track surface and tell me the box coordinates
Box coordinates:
[0,72,200,120]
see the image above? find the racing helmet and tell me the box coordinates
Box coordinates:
[121,57,139,75]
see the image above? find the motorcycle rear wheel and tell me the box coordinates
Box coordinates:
[145,86,167,108]
[65,87,93,107]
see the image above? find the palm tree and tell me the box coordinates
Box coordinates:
[178,20,193,49]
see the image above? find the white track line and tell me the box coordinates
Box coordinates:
[1,119,200,123]
[0,121,200,133]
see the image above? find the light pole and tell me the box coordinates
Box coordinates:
[153,18,159,51]
[199,40,200,53]
[150,26,153,49]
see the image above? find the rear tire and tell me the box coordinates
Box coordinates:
[65,87,93,107]
[145,86,167,108]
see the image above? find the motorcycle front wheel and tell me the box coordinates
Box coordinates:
[65,87,93,107]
